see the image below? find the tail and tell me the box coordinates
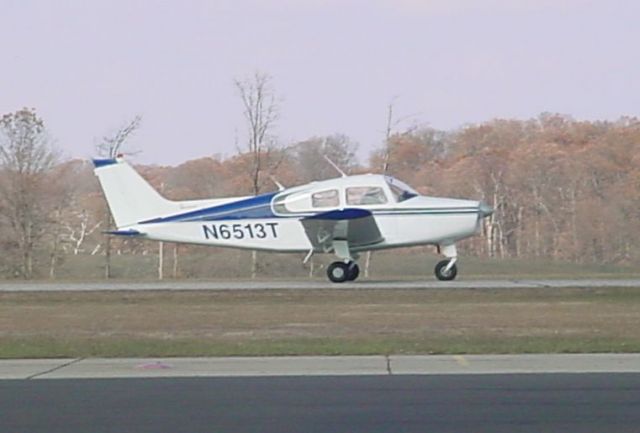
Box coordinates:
[93,157,179,228]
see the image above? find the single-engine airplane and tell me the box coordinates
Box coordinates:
[93,156,493,282]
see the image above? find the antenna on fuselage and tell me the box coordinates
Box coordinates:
[323,155,347,178]
[269,175,285,191]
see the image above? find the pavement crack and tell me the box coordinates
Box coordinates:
[385,355,392,375]
[27,357,84,380]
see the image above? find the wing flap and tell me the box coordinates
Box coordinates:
[301,208,384,252]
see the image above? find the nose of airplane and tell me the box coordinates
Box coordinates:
[478,201,494,218]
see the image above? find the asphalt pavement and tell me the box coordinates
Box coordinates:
[1,278,640,291]
[2,373,639,433]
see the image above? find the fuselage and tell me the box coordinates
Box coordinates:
[130,174,485,253]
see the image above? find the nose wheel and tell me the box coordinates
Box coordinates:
[435,259,457,281]
[327,261,360,283]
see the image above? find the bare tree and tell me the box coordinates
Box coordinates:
[96,115,142,158]
[235,71,280,278]
[0,108,59,278]
[365,101,400,278]
[63,208,102,255]
[292,134,358,183]
[172,243,179,278]
[380,97,419,174]
[381,99,397,174]
[46,163,81,278]
[95,115,142,279]
[366,99,417,278]
[234,71,279,195]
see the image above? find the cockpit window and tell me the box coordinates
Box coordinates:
[312,189,339,208]
[386,177,418,202]
[346,186,388,205]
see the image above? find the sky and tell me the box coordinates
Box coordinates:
[0,0,638,165]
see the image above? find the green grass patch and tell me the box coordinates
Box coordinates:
[2,336,640,359]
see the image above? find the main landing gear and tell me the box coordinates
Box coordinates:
[327,261,360,283]
[435,259,457,281]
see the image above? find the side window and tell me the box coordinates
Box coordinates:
[273,191,312,214]
[312,189,339,208]
[346,186,388,205]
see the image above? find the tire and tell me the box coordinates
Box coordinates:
[327,262,349,283]
[347,263,360,281]
[435,260,457,281]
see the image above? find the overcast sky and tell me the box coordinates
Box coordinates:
[1,0,638,165]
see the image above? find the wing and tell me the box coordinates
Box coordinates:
[301,208,384,254]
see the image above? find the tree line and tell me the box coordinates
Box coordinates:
[1,84,638,279]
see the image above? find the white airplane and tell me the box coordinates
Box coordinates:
[93,156,493,282]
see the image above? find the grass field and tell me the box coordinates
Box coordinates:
[2,287,640,358]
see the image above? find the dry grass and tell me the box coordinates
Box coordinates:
[37,250,640,280]
[2,287,640,357]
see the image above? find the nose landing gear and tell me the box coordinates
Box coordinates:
[435,244,458,281]
[327,261,360,283]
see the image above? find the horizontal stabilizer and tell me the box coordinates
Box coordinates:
[103,229,144,237]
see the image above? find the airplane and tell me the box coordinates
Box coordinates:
[93,156,493,282]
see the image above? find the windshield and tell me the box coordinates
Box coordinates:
[385,177,418,202]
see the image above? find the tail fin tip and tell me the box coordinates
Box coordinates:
[93,158,119,168]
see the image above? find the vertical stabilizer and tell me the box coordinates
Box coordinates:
[93,157,179,228]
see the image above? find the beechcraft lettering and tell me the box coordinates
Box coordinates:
[93,156,493,282]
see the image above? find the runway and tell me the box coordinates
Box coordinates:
[1,278,640,291]
[2,373,639,433]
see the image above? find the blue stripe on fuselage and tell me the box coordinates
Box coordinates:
[305,208,372,220]
[139,194,481,224]
[139,192,279,224]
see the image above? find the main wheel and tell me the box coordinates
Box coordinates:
[347,263,360,281]
[435,260,457,281]
[327,261,349,283]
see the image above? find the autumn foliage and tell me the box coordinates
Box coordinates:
[375,114,640,263]
[0,109,638,278]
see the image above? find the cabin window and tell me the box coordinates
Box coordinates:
[273,200,288,214]
[346,186,388,205]
[312,189,339,208]
[273,191,312,214]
